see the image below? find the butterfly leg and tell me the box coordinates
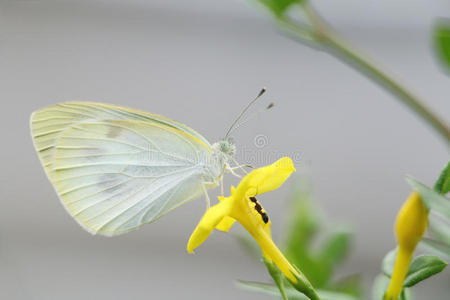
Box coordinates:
[231,157,252,175]
[227,163,242,178]
[201,183,211,210]
[227,162,253,178]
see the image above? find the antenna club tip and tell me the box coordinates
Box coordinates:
[258,87,267,97]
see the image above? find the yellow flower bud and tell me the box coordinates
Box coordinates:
[385,191,428,300]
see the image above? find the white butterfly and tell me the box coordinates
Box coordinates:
[30,90,266,236]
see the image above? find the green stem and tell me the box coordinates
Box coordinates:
[322,33,450,144]
[278,5,450,145]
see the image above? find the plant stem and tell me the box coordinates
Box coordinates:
[279,5,450,145]
[323,33,450,144]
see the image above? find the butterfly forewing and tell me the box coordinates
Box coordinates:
[31,103,215,236]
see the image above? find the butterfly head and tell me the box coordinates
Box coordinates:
[213,137,236,157]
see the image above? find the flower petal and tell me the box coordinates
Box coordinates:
[243,157,296,196]
[215,216,236,232]
[187,200,231,253]
[251,226,300,282]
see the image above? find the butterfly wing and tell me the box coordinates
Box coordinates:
[30,103,216,236]
[30,101,211,174]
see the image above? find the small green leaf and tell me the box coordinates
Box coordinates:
[403,255,447,287]
[433,161,450,195]
[237,280,293,298]
[328,274,363,299]
[381,249,448,286]
[371,274,390,300]
[420,237,450,259]
[236,280,358,300]
[406,177,450,217]
[254,0,304,17]
[317,290,359,300]
[372,274,413,300]
[434,20,450,73]
[263,257,288,300]
[428,214,450,246]
[398,288,413,300]
[288,264,321,300]
[320,229,352,267]
[284,180,358,291]
[284,182,325,287]
[381,249,397,277]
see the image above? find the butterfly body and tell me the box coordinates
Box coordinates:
[30,102,235,236]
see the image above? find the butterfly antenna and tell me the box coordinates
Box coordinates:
[224,88,266,139]
[226,102,275,137]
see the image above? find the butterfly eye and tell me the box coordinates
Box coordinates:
[220,141,229,152]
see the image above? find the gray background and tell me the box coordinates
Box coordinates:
[1,0,449,299]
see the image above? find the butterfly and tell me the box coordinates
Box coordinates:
[30,89,267,236]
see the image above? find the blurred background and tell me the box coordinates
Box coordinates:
[1,0,449,299]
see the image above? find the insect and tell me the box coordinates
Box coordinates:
[30,89,269,236]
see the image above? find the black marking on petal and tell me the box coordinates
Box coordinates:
[249,196,269,224]
[261,212,269,224]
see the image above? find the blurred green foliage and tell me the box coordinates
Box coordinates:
[255,0,304,17]
[283,183,360,298]
[237,280,359,300]
[236,177,363,299]
[434,19,450,73]
[433,161,450,195]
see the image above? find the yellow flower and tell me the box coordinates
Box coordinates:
[187,157,300,282]
[385,191,428,300]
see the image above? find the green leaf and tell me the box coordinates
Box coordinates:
[263,257,288,300]
[237,280,307,299]
[406,177,450,218]
[381,249,447,286]
[434,20,450,73]
[398,288,413,300]
[371,274,390,300]
[254,0,304,17]
[284,182,325,287]
[428,214,450,246]
[328,275,363,299]
[381,249,397,277]
[420,237,450,259]
[283,181,359,293]
[371,274,413,300]
[236,280,358,300]
[317,290,359,300]
[433,161,450,195]
[288,264,321,300]
[320,229,352,267]
[403,255,447,287]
